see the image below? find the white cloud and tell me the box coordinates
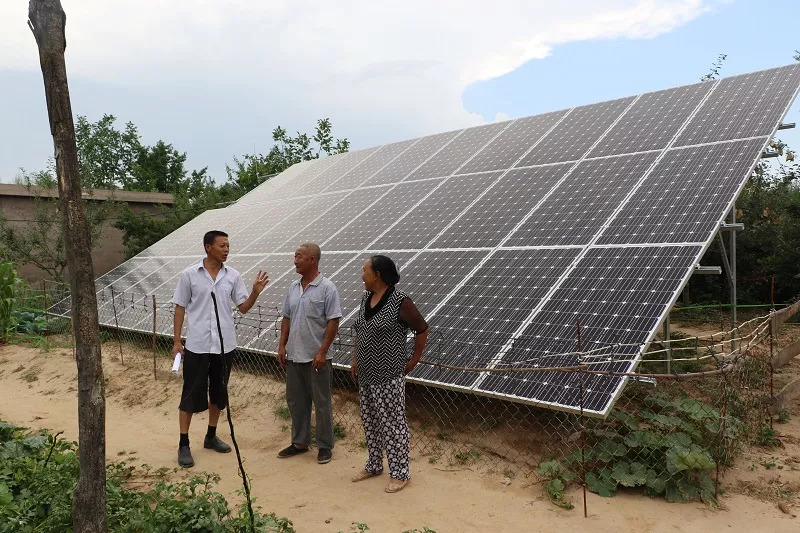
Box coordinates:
[0,1,712,160]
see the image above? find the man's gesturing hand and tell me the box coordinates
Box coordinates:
[252,270,269,293]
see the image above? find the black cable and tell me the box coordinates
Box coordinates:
[210,292,255,533]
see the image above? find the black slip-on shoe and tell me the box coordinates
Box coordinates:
[277,444,309,458]
[204,435,232,453]
[317,448,332,464]
[178,445,194,468]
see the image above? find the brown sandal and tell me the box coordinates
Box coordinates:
[351,469,381,482]
[384,478,409,493]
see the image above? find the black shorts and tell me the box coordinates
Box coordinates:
[178,349,234,413]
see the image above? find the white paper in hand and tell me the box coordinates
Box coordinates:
[171,352,182,375]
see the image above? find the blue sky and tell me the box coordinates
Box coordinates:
[0,1,797,184]
[463,0,799,149]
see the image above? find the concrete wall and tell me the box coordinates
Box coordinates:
[0,184,174,282]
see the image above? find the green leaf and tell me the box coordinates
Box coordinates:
[665,480,687,503]
[593,439,628,462]
[666,445,716,474]
[644,469,667,494]
[624,430,661,449]
[610,461,648,487]
[586,471,617,497]
[662,432,692,449]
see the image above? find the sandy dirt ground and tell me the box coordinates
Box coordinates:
[1,340,800,533]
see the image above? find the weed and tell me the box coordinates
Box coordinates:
[756,425,781,447]
[777,409,791,424]
[761,457,778,470]
[452,448,482,465]
[334,424,346,439]
[273,402,291,420]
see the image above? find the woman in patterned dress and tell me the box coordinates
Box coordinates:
[350,255,429,493]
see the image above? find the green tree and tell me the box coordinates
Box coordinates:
[0,166,114,282]
[114,117,349,257]
[75,114,142,190]
[223,118,349,197]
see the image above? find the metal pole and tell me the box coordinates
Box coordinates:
[577,318,587,519]
[42,279,48,332]
[730,207,737,352]
[769,277,775,430]
[152,295,158,380]
[663,315,671,374]
[110,287,123,364]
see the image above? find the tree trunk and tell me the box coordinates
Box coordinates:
[28,2,107,532]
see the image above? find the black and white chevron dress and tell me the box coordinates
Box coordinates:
[353,289,410,386]
[353,288,412,480]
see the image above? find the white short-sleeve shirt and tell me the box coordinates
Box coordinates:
[172,261,249,354]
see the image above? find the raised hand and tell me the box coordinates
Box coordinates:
[253,270,269,293]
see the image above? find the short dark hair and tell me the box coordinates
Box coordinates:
[369,255,400,286]
[203,230,228,248]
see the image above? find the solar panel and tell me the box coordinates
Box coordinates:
[85,63,800,417]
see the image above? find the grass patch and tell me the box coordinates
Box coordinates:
[334,424,346,440]
[273,402,291,420]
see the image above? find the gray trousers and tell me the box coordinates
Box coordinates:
[286,360,334,450]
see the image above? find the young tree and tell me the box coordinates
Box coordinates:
[0,166,113,282]
[28,2,107,532]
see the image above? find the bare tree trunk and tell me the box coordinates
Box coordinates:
[28,2,107,532]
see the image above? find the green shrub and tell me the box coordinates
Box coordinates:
[0,262,19,341]
[0,421,294,532]
[540,391,744,507]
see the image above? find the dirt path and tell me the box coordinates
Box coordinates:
[1,343,799,532]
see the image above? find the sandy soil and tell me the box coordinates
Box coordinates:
[1,342,799,533]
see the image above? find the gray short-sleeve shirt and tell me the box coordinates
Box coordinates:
[282,274,342,362]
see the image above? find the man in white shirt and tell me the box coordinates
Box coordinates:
[172,230,269,468]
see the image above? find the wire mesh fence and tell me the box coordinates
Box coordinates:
[11,280,800,510]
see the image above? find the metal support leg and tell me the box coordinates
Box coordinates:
[663,315,671,373]
[730,207,737,353]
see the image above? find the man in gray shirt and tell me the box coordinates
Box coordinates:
[277,243,342,464]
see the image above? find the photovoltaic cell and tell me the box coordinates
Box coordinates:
[598,138,766,245]
[236,159,319,206]
[431,164,571,249]
[378,172,502,250]
[279,186,392,253]
[394,250,490,316]
[589,81,713,157]
[323,179,442,251]
[410,248,581,388]
[516,96,635,166]
[366,130,461,186]
[505,153,658,247]
[405,122,508,180]
[323,139,417,192]
[457,110,569,174]
[481,246,701,412]
[675,63,800,147]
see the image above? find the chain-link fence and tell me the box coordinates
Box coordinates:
[13,281,800,511]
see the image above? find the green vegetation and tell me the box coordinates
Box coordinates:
[0,421,294,532]
[539,391,746,507]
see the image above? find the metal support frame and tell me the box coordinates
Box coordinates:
[663,314,671,374]
[715,209,740,352]
[729,207,737,352]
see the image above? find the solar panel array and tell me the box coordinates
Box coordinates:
[68,64,800,416]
